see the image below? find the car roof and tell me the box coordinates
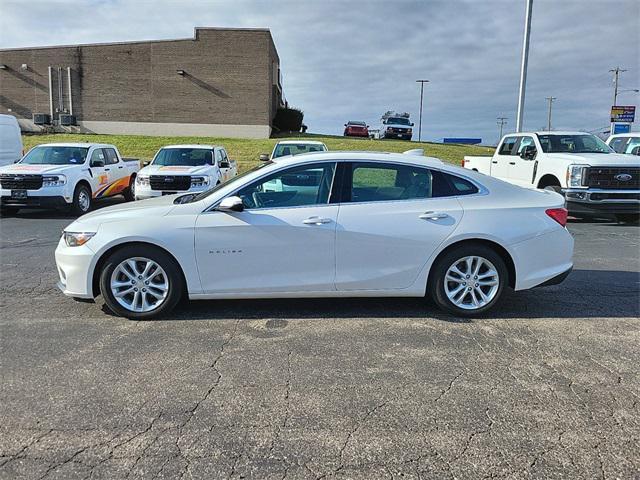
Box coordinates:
[511,131,594,136]
[275,140,326,145]
[160,144,221,149]
[31,142,115,148]
[608,133,640,138]
[271,150,445,168]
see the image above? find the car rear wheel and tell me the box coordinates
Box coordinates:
[429,244,508,317]
[122,176,136,201]
[99,245,184,320]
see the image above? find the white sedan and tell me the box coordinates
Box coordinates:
[55,151,574,319]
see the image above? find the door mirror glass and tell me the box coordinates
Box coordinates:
[259,153,270,162]
[217,196,244,212]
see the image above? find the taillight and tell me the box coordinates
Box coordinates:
[546,208,568,227]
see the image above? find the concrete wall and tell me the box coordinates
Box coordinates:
[0,28,282,138]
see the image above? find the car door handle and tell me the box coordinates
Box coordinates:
[303,216,332,225]
[419,211,449,220]
[509,161,516,165]
[118,166,123,169]
[491,160,498,164]
[104,168,110,171]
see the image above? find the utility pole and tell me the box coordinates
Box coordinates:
[516,0,533,132]
[609,66,627,106]
[497,117,508,140]
[545,97,556,131]
[416,80,429,142]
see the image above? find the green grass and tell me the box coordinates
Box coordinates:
[22,133,494,173]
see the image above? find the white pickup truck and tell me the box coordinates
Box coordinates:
[607,133,640,156]
[0,143,139,215]
[463,132,640,222]
[135,145,237,200]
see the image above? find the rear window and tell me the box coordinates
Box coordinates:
[432,171,480,197]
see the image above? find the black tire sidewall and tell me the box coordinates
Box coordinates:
[72,184,92,215]
[430,244,508,317]
[99,245,184,320]
[122,176,135,201]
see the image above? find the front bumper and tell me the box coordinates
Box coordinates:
[135,183,210,200]
[563,188,640,215]
[55,237,96,299]
[1,185,73,208]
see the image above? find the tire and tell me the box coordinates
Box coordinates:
[616,213,640,224]
[429,243,508,317]
[99,245,184,320]
[122,176,135,201]
[71,183,92,215]
[0,205,20,216]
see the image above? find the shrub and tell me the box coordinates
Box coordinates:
[273,107,304,133]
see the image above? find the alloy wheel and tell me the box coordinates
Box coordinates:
[110,257,169,312]
[443,256,500,310]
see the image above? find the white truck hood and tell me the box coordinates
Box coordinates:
[67,195,180,231]
[0,163,85,175]
[546,152,639,166]
[139,164,213,176]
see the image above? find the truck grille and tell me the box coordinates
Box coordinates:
[0,174,43,190]
[149,175,191,191]
[586,167,640,190]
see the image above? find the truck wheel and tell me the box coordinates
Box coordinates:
[428,244,508,317]
[71,184,92,215]
[99,245,184,320]
[122,176,136,201]
[616,213,640,224]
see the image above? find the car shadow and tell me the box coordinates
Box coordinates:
[111,269,639,323]
[1,197,126,220]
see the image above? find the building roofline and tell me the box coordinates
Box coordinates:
[0,27,272,52]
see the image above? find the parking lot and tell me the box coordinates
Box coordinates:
[1,205,639,479]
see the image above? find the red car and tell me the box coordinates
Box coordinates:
[343,121,370,138]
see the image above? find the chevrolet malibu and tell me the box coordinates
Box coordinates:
[55,151,574,319]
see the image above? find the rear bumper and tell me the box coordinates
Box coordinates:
[564,188,640,215]
[535,266,572,287]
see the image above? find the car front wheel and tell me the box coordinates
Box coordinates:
[99,245,184,319]
[429,244,508,317]
[71,183,92,215]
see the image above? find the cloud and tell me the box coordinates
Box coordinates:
[1,0,638,143]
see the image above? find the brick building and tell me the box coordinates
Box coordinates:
[0,28,284,138]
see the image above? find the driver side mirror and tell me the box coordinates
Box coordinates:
[91,159,105,168]
[220,161,230,168]
[259,153,270,162]
[217,196,244,212]
[631,146,640,156]
[410,122,415,126]
[141,159,151,167]
[519,145,537,160]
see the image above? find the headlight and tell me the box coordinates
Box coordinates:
[191,176,210,188]
[566,164,588,188]
[136,175,150,186]
[63,231,96,247]
[43,175,66,187]
[407,128,412,134]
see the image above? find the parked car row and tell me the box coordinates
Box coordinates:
[462,131,640,223]
[343,111,415,141]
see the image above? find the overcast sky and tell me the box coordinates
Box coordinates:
[1,0,638,143]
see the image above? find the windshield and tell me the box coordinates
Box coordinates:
[21,146,89,165]
[537,134,613,154]
[348,121,366,126]
[153,148,213,166]
[387,117,410,125]
[175,161,274,204]
[272,143,327,158]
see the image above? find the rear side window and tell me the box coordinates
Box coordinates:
[348,163,433,202]
[498,137,518,155]
[104,148,119,165]
[432,171,479,197]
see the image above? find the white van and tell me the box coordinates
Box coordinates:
[0,115,23,166]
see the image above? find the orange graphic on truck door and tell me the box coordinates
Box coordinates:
[98,174,108,186]
[93,175,131,198]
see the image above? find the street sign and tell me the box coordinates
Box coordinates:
[610,105,635,123]
[613,123,631,134]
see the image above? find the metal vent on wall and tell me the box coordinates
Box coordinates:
[59,114,76,126]
[33,113,51,125]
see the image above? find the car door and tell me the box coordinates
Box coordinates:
[194,162,338,294]
[102,147,129,196]
[88,148,109,196]
[493,136,518,180]
[334,162,464,291]
[509,135,538,187]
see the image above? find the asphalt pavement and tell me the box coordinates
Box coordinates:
[1,202,639,479]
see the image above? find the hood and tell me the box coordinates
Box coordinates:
[0,163,85,175]
[546,152,640,166]
[139,164,214,176]
[67,195,179,231]
[385,123,411,130]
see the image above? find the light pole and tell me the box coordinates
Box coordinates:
[416,79,429,142]
[516,0,533,132]
[545,96,556,131]
[497,117,508,141]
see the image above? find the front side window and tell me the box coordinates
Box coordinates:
[537,134,612,154]
[517,136,536,153]
[236,162,336,209]
[498,137,518,155]
[153,148,213,166]
[624,138,640,154]
[21,146,88,165]
[348,163,432,202]
[90,149,106,165]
